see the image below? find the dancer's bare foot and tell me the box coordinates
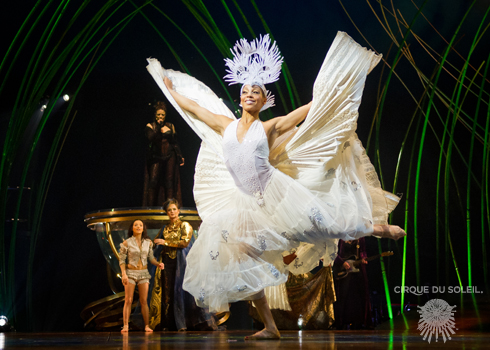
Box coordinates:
[121,325,129,333]
[372,225,406,240]
[144,325,153,332]
[245,328,281,340]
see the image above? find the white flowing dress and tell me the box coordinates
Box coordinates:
[147,32,400,313]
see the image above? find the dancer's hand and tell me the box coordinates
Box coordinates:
[122,274,129,286]
[158,263,165,270]
[154,238,165,245]
[343,262,351,270]
[362,259,368,265]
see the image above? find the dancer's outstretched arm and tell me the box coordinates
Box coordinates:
[265,101,312,139]
[164,77,233,135]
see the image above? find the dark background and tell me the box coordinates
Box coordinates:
[1,0,488,331]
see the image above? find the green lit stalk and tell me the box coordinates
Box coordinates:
[448,231,463,290]
[342,0,424,312]
[33,1,92,95]
[373,2,428,312]
[399,99,425,312]
[130,2,190,74]
[414,1,476,292]
[0,0,53,96]
[10,1,145,325]
[4,0,70,321]
[231,0,256,37]
[0,0,43,75]
[378,239,393,319]
[0,2,55,241]
[444,2,483,292]
[22,0,71,111]
[381,0,490,109]
[11,1,69,149]
[480,53,490,291]
[27,13,137,328]
[7,0,133,254]
[193,0,232,51]
[34,1,128,99]
[249,0,299,111]
[220,0,243,38]
[464,63,485,292]
[486,141,490,289]
[181,0,230,56]
[149,3,237,110]
[401,203,408,312]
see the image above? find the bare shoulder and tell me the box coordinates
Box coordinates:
[122,240,129,247]
[262,118,280,134]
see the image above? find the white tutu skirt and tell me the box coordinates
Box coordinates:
[184,153,375,313]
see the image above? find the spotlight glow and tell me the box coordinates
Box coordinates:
[0,316,7,327]
[63,94,70,101]
[41,105,47,112]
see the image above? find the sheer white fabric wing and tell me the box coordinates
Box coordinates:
[146,59,237,220]
[270,31,400,227]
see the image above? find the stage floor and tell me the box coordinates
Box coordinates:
[3,306,489,349]
[1,329,489,349]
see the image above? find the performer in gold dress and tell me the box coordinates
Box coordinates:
[149,199,216,331]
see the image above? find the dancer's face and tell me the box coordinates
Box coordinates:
[166,204,180,221]
[132,220,144,237]
[155,109,166,124]
[240,85,266,113]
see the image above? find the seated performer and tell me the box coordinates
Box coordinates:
[149,199,216,331]
[147,32,406,339]
[333,238,372,329]
[119,219,164,333]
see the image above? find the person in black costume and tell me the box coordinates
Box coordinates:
[143,101,184,207]
[333,238,372,330]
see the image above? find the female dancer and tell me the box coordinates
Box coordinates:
[119,219,164,332]
[147,32,406,339]
[143,101,185,206]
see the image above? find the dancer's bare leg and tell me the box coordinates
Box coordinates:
[138,283,153,332]
[245,294,280,340]
[372,225,406,240]
[122,282,136,332]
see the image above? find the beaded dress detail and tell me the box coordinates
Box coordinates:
[223,120,274,206]
[147,31,401,313]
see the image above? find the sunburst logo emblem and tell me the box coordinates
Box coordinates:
[417,298,457,343]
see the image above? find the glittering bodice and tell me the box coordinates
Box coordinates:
[223,119,274,205]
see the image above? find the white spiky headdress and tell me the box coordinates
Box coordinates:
[223,34,283,112]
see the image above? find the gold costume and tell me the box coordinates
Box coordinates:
[149,220,193,330]
[160,220,193,259]
[250,267,336,330]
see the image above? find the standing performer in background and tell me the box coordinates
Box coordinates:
[119,219,164,333]
[147,32,406,339]
[149,199,217,331]
[143,101,184,207]
[333,238,372,329]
